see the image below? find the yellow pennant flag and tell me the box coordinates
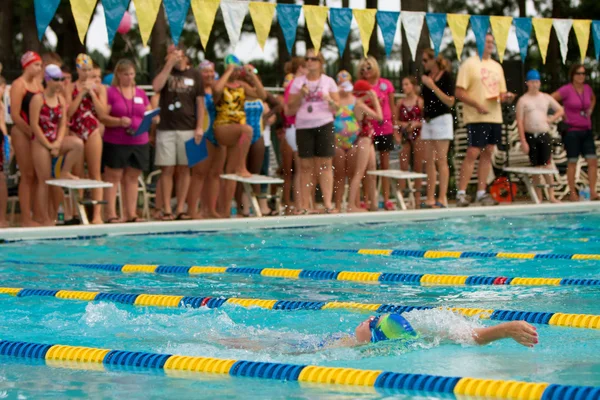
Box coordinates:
[133,0,163,46]
[532,18,553,64]
[70,0,98,44]
[447,14,471,60]
[353,9,377,57]
[303,5,329,53]
[249,2,276,51]
[490,16,512,63]
[191,0,221,49]
[573,19,592,63]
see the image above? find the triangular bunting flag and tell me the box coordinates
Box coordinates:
[249,2,276,51]
[103,0,130,45]
[377,11,400,57]
[532,18,553,64]
[329,8,353,56]
[303,5,329,53]
[164,0,191,45]
[572,20,591,63]
[425,13,446,57]
[470,15,490,59]
[447,14,470,60]
[401,11,425,61]
[276,3,301,55]
[70,0,98,44]
[490,16,512,62]
[553,19,573,63]
[221,0,249,51]
[191,0,220,50]
[35,0,62,41]
[514,17,532,62]
[593,21,600,60]
[353,9,377,56]
[132,0,162,46]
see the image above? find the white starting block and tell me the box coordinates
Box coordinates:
[367,170,428,210]
[220,174,284,217]
[46,179,113,225]
[504,167,559,204]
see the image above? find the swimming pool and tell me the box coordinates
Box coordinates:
[1,207,599,398]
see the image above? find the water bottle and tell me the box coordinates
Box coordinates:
[230,201,237,217]
[580,187,591,201]
[57,205,65,224]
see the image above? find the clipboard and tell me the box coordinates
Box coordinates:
[185,135,208,167]
[133,108,160,136]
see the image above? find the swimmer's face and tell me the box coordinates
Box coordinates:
[355,316,375,343]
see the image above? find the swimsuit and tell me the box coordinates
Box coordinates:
[214,86,246,127]
[398,103,422,142]
[203,93,218,146]
[35,95,62,143]
[20,90,39,126]
[334,102,360,151]
[69,85,99,141]
[244,99,264,145]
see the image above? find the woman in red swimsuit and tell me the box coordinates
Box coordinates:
[29,65,83,226]
[67,53,107,224]
[10,51,44,227]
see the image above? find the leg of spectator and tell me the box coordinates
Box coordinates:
[103,167,123,222]
[380,150,390,205]
[413,137,426,206]
[315,156,334,211]
[12,127,38,227]
[85,131,104,224]
[436,141,450,206]
[299,157,314,212]
[332,147,346,210]
[458,146,482,192]
[0,172,7,227]
[123,167,142,221]
[202,143,226,219]
[347,138,371,212]
[188,159,209,219]
[566,162,578,201]
[31,140,53,226]
[588,158,599,200]
[477,144,495,192]
[159,166,175,219]
[280,138,293,213]
[175,165,191,217]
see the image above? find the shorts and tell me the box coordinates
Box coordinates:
[373,134,395,152]
[296,122,335,159]
[421,113,453,140]
[525,132,552,167]
[467,123,502,148]
[155,130,195,166]
[285,126,298,152]
[564,129,597,163]
[103,142,150,172]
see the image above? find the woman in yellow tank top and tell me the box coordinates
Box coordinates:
[213,55,266,216]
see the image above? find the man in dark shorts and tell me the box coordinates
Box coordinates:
[455,34,515,207]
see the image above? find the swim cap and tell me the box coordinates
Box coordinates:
[336,70,351,84]
[369,313,417,343]
[44,64,64,81]
[199,60,215,70]
[21,51,41,69]
[353,79,372,93]
[224,54,242,68]
[526,69,541,82]
[76,54,93,69]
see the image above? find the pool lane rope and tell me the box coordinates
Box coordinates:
[1,287,599,330]
[0,339,597,399]
[6,260,600,287]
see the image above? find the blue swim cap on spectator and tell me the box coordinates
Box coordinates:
[369,313,418,343]
[526,70,541,82]
[224,54,242,68]
[102,73,114,86]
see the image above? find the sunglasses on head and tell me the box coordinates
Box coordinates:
[305,56,320,62]
[50,77,65,82]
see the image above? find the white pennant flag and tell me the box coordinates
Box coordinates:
[401,11,425,61]
[221,0,249,51]
[553,19,573,63]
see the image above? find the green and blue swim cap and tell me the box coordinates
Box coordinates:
[369,313,417,343]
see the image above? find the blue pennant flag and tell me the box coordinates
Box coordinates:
[329,8,353,56]
[470,15,490,59]
[164,0,191,45]
[593,20,600,60]
[514,17,532,62]
[376,11,400,57]
[425,13,446,57]
[103,0,130,45]
[277,3,302,55]
[34,0,61,41]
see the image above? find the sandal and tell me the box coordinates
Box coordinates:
[126,217,145,223]
[175,213,192,221]
[324,208,338,214]
[106,217,121,224]
[384,200,396,211]
[161,213,174,221]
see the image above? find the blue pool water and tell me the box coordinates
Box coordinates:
[0,211,599,398]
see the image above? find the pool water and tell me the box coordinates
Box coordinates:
[0,211,599,398]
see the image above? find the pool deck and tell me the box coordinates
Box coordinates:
[1,202,599,242]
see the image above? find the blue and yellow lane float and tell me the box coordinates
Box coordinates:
[1,287,599,330]
[7,259,598,287]
[0,339,598,399]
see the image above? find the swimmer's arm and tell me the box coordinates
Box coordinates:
[216,338,266,351]
[472,321,538,347]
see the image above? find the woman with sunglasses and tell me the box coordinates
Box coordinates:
[29,65,84,226]
[67,54,107,224]
[286,49,339,214]
[551,64,598,201]
[10,51,44,227]
[420,49,455,208]
[358,56,396,211]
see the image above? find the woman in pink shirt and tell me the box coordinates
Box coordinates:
[100,59,153,223]
[358,56,396,210]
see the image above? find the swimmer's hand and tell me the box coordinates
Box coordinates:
[472,321,538,348]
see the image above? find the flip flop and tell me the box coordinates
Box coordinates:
[435,201,447,208]
[127,217,145,223]
[161,213,174,221]
[106,217,121,224]
[176,213,192,220]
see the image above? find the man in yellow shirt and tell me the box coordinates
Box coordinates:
[455,34,515,207]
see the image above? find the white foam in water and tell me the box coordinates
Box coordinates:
[403,308,480,346]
